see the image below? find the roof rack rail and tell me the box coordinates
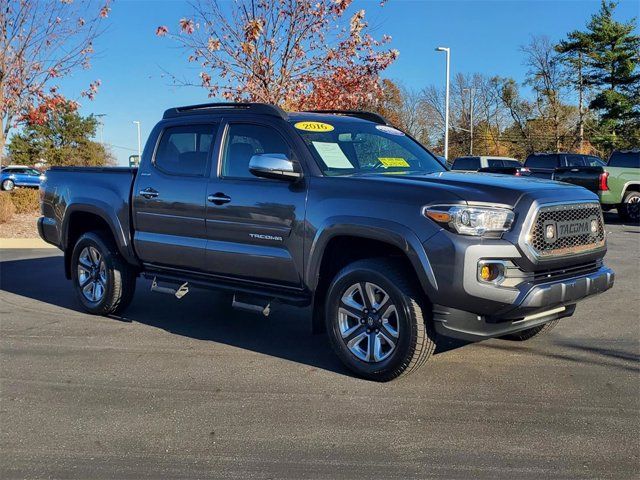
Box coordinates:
[303,110,389,125]
[163,102,288,120]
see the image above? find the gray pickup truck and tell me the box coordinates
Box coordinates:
[38,103,614,381]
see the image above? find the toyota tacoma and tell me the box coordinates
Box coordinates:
[38,103,614,381]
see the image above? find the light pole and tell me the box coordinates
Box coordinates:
[95,114,106,144]
[133,121,141,164]
[436,46,450,161]
[462,88,474,155]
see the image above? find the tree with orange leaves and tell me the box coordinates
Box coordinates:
[157,0,397,110]
[0,0,111,160]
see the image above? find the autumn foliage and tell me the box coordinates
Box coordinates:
[157,0,398,110]
[0,0,110,156]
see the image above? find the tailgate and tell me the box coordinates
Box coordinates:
[552,166,603,193]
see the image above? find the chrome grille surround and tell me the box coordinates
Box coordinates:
[524,201,606,260]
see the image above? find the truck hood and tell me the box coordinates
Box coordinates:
[356,171,598,207]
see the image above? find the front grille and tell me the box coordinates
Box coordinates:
[526,202,605,259]
[529,260,601,282]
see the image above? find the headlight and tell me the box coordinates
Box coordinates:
[423,205,514,236]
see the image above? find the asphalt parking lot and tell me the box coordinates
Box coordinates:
[1,213,639,479]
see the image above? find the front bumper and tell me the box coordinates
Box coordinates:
[432,265,614,340]
[422,229,614,341]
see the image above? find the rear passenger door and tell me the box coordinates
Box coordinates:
[203,119,307,287]
[133,122,218,271]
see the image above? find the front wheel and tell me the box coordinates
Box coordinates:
[71,232,136,315]
[618,191,640,223]
[2,179,15,191]
[325,258,436,382]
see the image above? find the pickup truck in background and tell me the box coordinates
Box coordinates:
[38,103,614,381]
[524,152,607,194]
[599,149,640,222]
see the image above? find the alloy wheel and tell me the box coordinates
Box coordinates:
[77,246,107,302]
[338,282,400,362]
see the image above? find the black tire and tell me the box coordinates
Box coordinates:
[618,191,640,223]
[70,231,136,315]
[2,179,15,191]
[325,258,436,382]
[499,319,559,341]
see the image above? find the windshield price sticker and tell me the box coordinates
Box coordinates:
[294,121,334,132]
[376,125,405,136]
[379,157,410,168]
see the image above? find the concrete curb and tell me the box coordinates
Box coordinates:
[0,238,57,249]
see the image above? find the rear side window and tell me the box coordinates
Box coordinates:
[221,123,292,179]
[565,155,586,167]
[487,159,503,168]
[154,124,217,176]
[526,155,557,169]
[451,157,480,170]
[609,151,640,168]
[586,156,605,167]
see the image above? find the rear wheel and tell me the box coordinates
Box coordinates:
[71,232,136,315]
[2,179,15,191]
[618,191,640,223]
[500,319,559,341]
[325,258,435,382]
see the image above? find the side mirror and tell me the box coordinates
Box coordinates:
[249,154,302,181]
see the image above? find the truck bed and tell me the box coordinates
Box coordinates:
[552,166,603,194]
[40,166,138,258]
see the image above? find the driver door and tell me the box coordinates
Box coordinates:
[203,120,307,287]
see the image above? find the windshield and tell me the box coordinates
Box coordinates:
[291,120,446,176]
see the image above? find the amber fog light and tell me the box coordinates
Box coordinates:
[478,261,505,283]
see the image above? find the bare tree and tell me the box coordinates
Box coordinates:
[0,0,110,159]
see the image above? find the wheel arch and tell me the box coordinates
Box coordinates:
[62,205,137,279]
[307,217,438,334]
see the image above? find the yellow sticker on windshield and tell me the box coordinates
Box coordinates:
[294,121,334,132]
[379,157,410,167]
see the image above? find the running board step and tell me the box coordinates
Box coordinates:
[150,277,189,299]
[232,294,271,317]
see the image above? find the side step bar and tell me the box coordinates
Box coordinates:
[232,294,271,317]
[150,277,189,299]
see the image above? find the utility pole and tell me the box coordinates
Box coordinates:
[436,47,450,161]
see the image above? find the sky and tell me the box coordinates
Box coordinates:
[52,0,640,165]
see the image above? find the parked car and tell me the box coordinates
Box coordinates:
[38,103,614,381]
[599,149,640,222]
[0,165,45,191]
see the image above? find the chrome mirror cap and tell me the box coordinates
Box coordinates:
[249,154,302,181]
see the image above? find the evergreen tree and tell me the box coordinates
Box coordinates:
[7,101,114,167]
[558,1,640,151]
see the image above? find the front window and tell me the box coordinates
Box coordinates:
[292,120,445,176]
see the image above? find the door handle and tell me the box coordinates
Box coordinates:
[208,193,231,205]
[139,187,159,199]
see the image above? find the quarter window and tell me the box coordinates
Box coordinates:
[221,124,292,179]
[154,125,216,176]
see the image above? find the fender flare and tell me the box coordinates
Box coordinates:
[61,201,138,275]
[305,215,438,296]
[622,182,640,199]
